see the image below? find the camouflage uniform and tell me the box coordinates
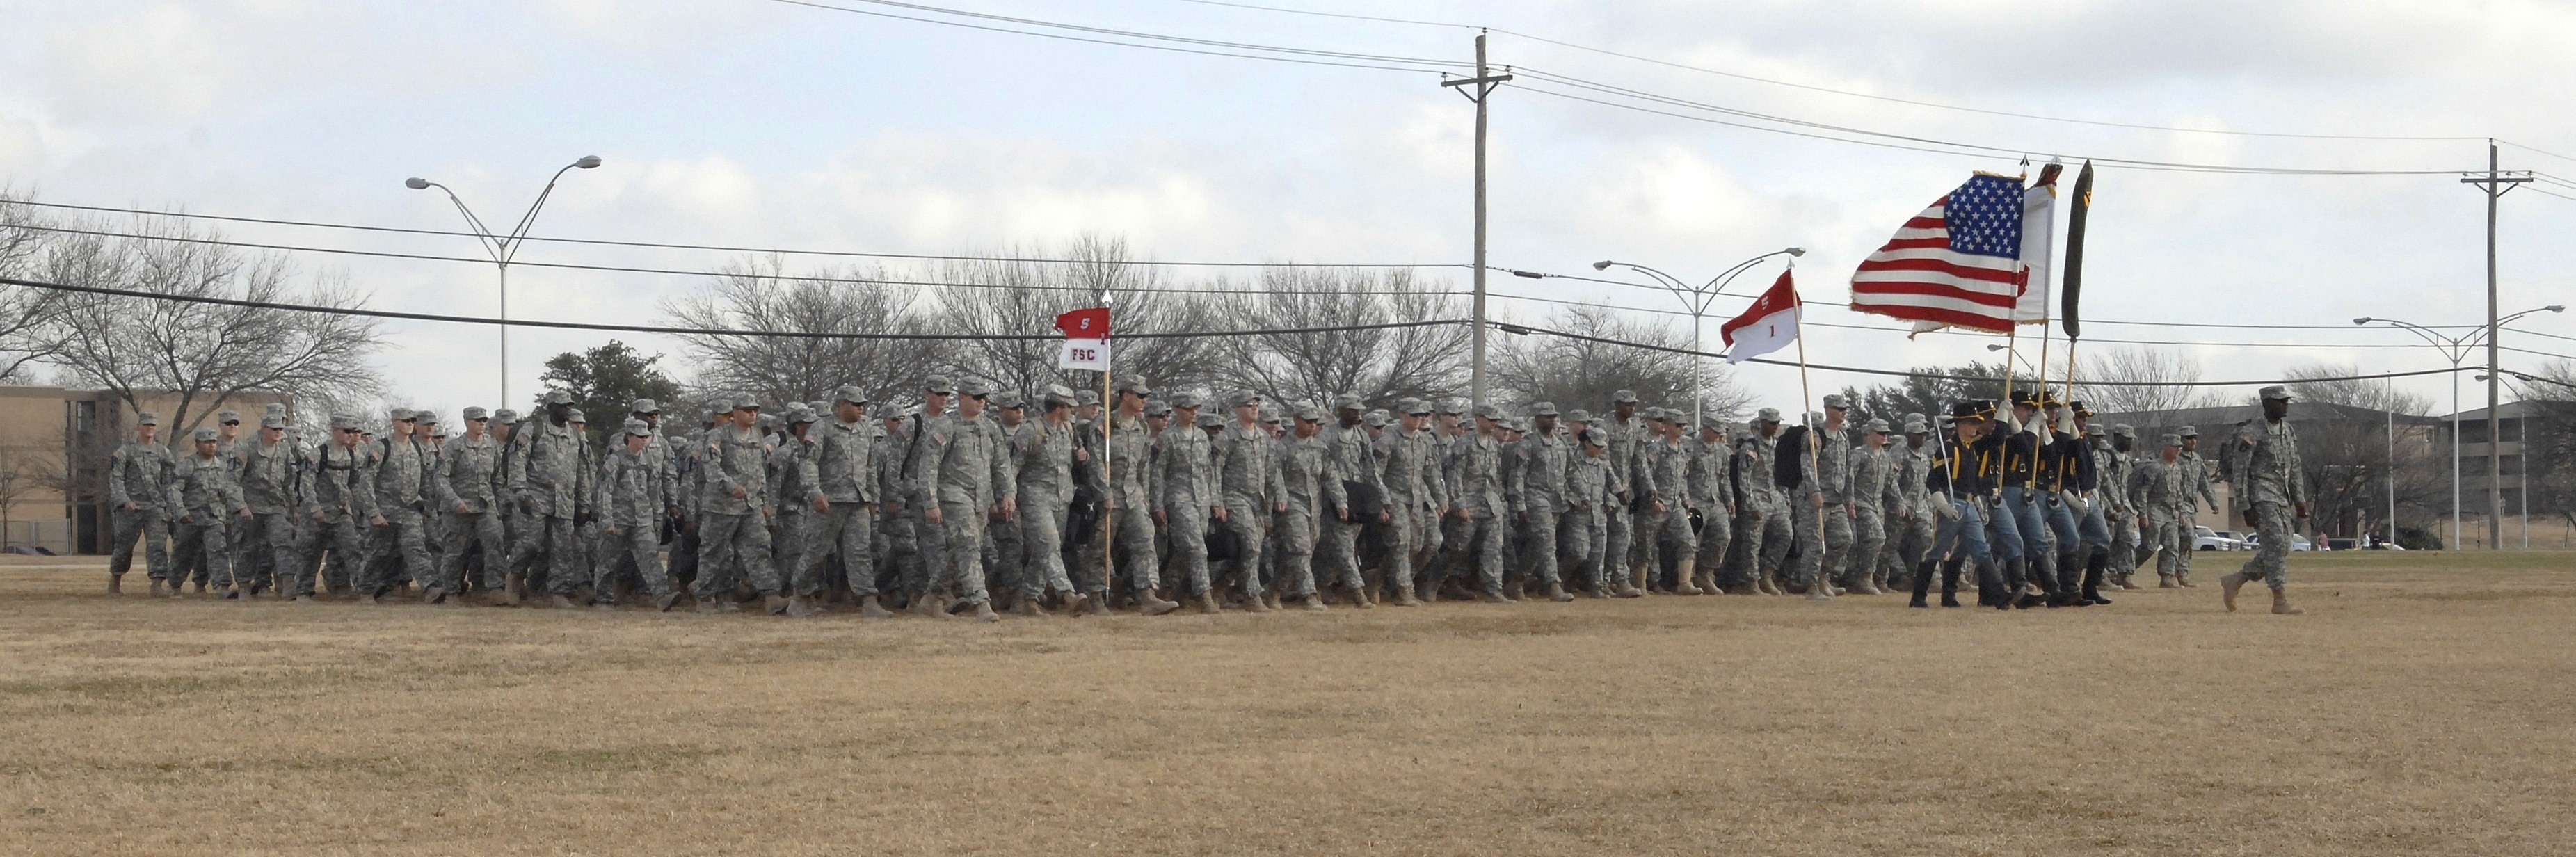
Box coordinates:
[1210,408,1284,600]
[232,424,303,595]
[909,390,1011,607]
[698,409,783,601]
[512,408,594,598]
[1736,415,1796,588]
[1791,408,1854,594]
[1377,407,1446,597]
[2232,394,2306,594]
[1096,408,1162,598]
[294,424,374,598]
[1315,404,1383,596]
[2128,440,2189,584]
[2101,426,2142,587]
[808,394,881,599]
[1507,407,1573,591]
[1149,401,1217,597]
[599,426,678,604]
[362,419,434,597]
[1600,394,1647,584]
[1844,426,1901,591]
[1010,402,1080,602]
[769,413,824,598]
[166,435,246,592]
[1561,436,1613,591]
[1272,412,1343,600]
[1688,423,1735,588]
[1888,423,1939,588]
[433,420,506,595]
[875,409,922,598]
[106,426,175,585]
[1439,413,1508,595]
[2171,428,2221,584]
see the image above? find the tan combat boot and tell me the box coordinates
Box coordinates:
[967,600,1000,622]
[697,595,722,614]
[1137,591,1181,616]
[1545,582,1573,602]
[1300,594,1328,611]
[2219,571,2249,612]
[2157,575,2179,588]
[858,594,893,618]
[108,574,124,595]
[1692,563,1719,596]
[1671,560,1702,595]
[2271,589,2303,615]
[2177,572,2197,588]
[1014,598,1046,617]
[1757,569,1784,595]
[503,573,527,606]
[1196,591,1222,614]
[1391,584,1423,607]
[1344,582,1375,609]
[1240,591,1271,613]
[911,591,950,618]
[1062,591,1093,616]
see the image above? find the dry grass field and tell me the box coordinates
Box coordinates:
[4,551,2573,856]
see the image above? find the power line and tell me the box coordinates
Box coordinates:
[0,198,1459,269]
[1513,69,2472,175]
[765,0,1464,73]
[0,275,1465,341]
[2502,141,2576,166]
[7,223,1469,297]
[1484,291,2455,350]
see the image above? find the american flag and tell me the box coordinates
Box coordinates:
[1848,173,2029,333]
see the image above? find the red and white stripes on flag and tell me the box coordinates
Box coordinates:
[1848,170,2058,334]
[1719,270,1801,364]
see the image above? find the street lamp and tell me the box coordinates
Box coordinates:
[405,155,604,406]
[2355,303,2561,550]
[1587,248,1804,426]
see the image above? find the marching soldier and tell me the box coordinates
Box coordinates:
[699,396,787,615]
[600,418,682,611]
[1562,427,1614,596]
[1446,403,1526,601]
[1209,392,1283,610]
[184,409,243,594]
[1095,378,1178,614]
[512,392,591,607]
[1844,417,1897,595]
[1317,395,1384,607]
[1151,392,1218,611]
[2104,425,2143,590]
[1376,399,1445,605]
[1686,417,1734,597]
[1010,386,1089,616]
[107,412,175,596]
[2170,426,2222,587]
[433,407,507,605]
[908,378,1011,621]
[808,387,889,618]
[361,409,433,603]
[2129,433,2189,588]
[232,413,303,600]
[1273,402,1345,610]
[167,427,247,598]
[2220,387,2308,615]
[1601,390,1646,593]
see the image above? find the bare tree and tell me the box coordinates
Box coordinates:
[0,189,73,383]
[1202,267,1470,408]
[40,216,385,437]
[2079,345,2221,415]
[2285,362,2433,415]
[663,255,948,410]
[2521,361,2576,533]
[1491,305,1753,418]
[0,429,61,550]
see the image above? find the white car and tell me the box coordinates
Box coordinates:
[2193,526,2243,551]
[2245,534,2312,552]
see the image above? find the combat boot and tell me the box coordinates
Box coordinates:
[1240,592,1271,613]
[547,593,579,609]
[1503,579,1526,601]
[1196,591,1222,614]
[1848,572,1882,595]
[1805,579,1834,600]
[1263,590,1284,611]
[2159,573,2179,588]
[504,573,527,606]
[1391,584,1423,607]
[1343,582,1375,609]
[1756,568,1784,595]
[911,591,950,618]
[1476,588,1509,604]
[1300,594,1328,611]
[1546,582,1573,602]
[1014,598,1046,617]
[2271,589,2303,615]
[696,595,721,614]
[191,579,205,595]
[788,595,818,618]
[653,591,682,612]
[1064,591,1094,616]
[1672,560,1702,595]
[1611,575,1643,598]
[2177,572,2197,588]
[2220,570,2250,612]
[858,594,893,618]
[1138,591,1181,616]
[2081,555,2112,605]
[967,600,1000,623]
[109,575,123,595]
[1692,562,1718,595]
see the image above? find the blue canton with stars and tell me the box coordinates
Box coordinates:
[1945,174,2025,259]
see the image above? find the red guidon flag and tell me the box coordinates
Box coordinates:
[1055,307,1111,371]
[1054,307,1110,339]
[1720,271,1800,365]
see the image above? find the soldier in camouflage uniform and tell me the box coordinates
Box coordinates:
[598,419,682,611]
[1443,403,1528,601]
[1316,395,1384,607]
[167,427,247,598]
[1886,417,1938,592]
[768,403,827,615]
[1092,378,1178,614]
[1376,399,1446,605]
[232,413,302,600]
[1688,417,1735,596]
[909,378,1012,621]
[359,409,433,603]
[1151,392,1219,611]
[1272,402,1346,609]
[872,403,921,604]
[426,407,504,604]
[804,387,889,618]
[1009,386,1089,616]
[1843,417,1898,594]
[1209,392,1283,610]
[2170,426,2221,587]
[1562,427,1613,595]
[2129,434,2189,588]
[1600,390,1647,593]
[415,413,448,577]
[291,415,372,600]
[1791,397,1855,600]
[2221,387,2308,615]
[182,410,243,593]
[107,412,174,595]
[1739,408,1795,595]
[511,392,592,607]
[982,392,1030,604]
[1631,408,1693,595]
[2103,425,2143,590]
[698,395,787,614]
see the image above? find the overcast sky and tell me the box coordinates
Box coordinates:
[4,0,2572,420]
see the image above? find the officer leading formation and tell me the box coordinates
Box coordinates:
[97,379,2310,620]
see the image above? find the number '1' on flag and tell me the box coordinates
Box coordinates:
[1720,271,1800,365]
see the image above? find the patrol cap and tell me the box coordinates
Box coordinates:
[217,409,241,424]
[1702,416,1729,433]
[263,402,288,415]
[136,411,160,426]
[1530,401,1561,417]
[543,390,575,406]
[1581,428,1608,447]
[922,375,955,394]
[1229,390,1261,408]
[1334,394,1365,412]
[1563,408,1589,423]
[2083,423,2106,437]
[1075,389,1100,407]
[1403,398,1433,416]
[1118,376,1152,396]
[616,398,654,416]
[260,414,288,429]
[1046,384,1078,408]
[1473,403,1503,420]
[1806,410,1827,427]
[1294,403,1327,422]
[1866,418,1891,433]
[1257,407,1278,424]
[1756,407,1782,423]
[1902,417,1929,434]
[623,418,653,438]
[755,413,778,431]
[957,378,994,398]
[462,406,488,421]
[1905,413,1928,428]
[1171,390,1203,409]
[415,411,438,425]
[2258,385,2292,401]
[567,408,588,424]
[330,413,362,431]
[1363,410,1390,427]
[735,396,762,412]
[390,408,416,422]
[1144,399,1171,417]
[1439,397,1467,415]
[193,426,219,442]
[2178,424,2199,438]
[991,390,1024,410]
[428,424,448,438]
[2161,433,2183,447]
[1821,394,1848,410]
[786,403,818,424]
[1642,406,1666,422]
[493,408,518,424]
[1195,413,1222,428]
[1612,389,1639,403]
[2112,424,2136,438]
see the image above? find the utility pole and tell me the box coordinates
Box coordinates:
[2462,141,2528,550]
[1443,31,1510,407]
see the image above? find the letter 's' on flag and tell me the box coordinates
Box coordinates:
[2061,161,2095,341]
[1055,306,1112,371]
[1720,271,1801,365]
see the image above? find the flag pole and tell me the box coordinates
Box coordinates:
[1791,267,1827,597]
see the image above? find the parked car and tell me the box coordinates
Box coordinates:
[2193,526,2243,552]
[2246,534,2312,552]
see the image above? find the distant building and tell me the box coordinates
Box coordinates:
[2088,401,2443,534]
[0,385,291,554]
[2440,401,2540,517]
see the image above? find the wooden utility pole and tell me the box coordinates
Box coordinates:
[2461,141,2527,550]
[1443,31,1511,408]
